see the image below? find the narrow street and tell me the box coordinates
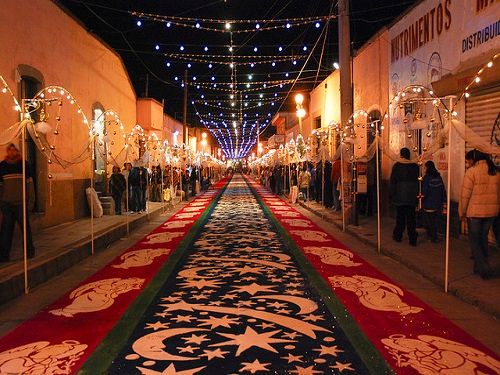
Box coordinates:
[0,175,498,374]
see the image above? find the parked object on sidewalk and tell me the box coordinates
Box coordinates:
[390,148,419,246]
[86,187,103,218]
[422,161,446,243]
[459,150,499,279]
[0,143,36,261]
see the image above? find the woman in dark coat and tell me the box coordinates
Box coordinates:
[422,160,446,243]
[109,166,126,215]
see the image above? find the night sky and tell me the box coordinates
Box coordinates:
[56,0,419,157]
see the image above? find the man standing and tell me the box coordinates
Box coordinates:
[128,161,141,213]
[390,147,419,246]
[298,166,311,203]
[0,143,35,262]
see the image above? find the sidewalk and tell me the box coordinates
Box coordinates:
[294,199,500,319]
[0,199,189,305]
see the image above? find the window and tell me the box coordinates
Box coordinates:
[314,116,321,129]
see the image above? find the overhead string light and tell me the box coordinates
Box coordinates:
[162,53,306,67]
[131,11,335,33]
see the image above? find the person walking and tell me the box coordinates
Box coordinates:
[0,144,35,262]
[422,160,446,243]
[109,166,126,215]
[298,166,311,203]
[390,147,419,246]
[459,150,499,279]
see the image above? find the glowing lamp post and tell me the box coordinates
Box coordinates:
[295,93,306,136]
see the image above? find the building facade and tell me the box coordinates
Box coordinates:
[0,0,137,229]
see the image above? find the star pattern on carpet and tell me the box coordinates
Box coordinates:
[211,326,292,356]
[239,359,271,373]
[109,178,366,374]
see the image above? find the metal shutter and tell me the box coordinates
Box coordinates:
[465,87,500,161]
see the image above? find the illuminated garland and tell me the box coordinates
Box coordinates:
[132,11,335,33]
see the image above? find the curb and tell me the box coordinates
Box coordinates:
[297,201,500,320]
[0,205,172,305]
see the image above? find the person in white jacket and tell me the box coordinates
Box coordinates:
[459,150,500,279]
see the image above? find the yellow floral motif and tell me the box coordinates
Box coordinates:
[382,334,500,374]
[329,275,423,316]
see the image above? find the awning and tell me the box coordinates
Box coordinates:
[431,53,500,97]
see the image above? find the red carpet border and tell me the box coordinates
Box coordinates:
[246,177,500,375]
[0,179,227,375]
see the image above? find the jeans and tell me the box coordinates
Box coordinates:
[300,187,308,202]
[113,194,123,215]
[140,187,147,211]
[131,186,141,212]
[0,202,35,260]
[493,214,500,249]
[393,205,418,244]
[467,217,494,274]
[332,182,340,210]
[424,210,439,241]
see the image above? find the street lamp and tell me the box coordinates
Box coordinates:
[295,93,306,135]
[258,142,263,156]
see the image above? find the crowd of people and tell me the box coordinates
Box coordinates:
[257,158,376,213]
[0,144,217,263]
[0,141,498,281]
[255,146,499,279]
[110,162,214,215]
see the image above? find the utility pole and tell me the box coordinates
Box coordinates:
[183,70,188,145]
[145,73,149,97]
[338,0,357,225]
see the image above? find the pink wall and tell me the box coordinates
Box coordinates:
[0,0,137,228]
[137,98,163,132]
[353,29,390,178]
[163,114,183,146]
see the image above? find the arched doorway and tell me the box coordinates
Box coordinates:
[18,65,47,213]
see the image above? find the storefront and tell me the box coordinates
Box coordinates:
[388,0,499,203]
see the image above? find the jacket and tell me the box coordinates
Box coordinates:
[459,160,500,218]
[298,171,311,188]
[0,159,34,206]
[109,173,126,197]
[389,161,419,206]
[422,174,446,210]
[331,160,341,183]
